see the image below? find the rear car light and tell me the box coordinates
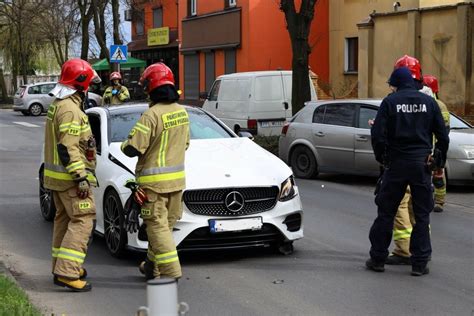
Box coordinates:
[20,89,26,98]
[247,119,257,130]
[281,122,290,135]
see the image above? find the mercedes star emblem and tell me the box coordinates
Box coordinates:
[224,191,245,212]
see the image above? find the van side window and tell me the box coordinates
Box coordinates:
[255,76,283,101]
[312,105,325,123]
[323,104,355,127]
[208,80,221,101]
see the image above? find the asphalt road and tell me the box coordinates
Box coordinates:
[0,109,473,316]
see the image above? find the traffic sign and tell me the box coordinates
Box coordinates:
[110,45,128,63]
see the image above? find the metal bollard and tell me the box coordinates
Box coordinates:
[137,278,189,316]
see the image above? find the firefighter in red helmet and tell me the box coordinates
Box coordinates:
[121,62,190,279]
[45,58,98,291]
[102,71,130,105]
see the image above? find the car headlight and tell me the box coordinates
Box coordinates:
[461,145,474,159]
[279,176,297,202]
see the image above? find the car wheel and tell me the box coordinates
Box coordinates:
[29,103,43,116]
[39,165,56,221]
[21,110,30,116]
[277,241,294,255]
[89,99,97,108]
[290,146,319,179]
[103,189,128,257]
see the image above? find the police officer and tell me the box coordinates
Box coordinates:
[45,59,97,291]
[366,66,449,276]
[121,63,190,279]
[102,71,130,105]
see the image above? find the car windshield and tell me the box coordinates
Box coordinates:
[109,107,233,142]
[450,113,472,129]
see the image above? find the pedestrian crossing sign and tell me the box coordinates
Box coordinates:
[110,45,128,63]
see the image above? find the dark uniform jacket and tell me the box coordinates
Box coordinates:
[371,83,449,165]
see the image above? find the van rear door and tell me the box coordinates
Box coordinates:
[253,75,286,136]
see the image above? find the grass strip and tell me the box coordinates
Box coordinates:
[0,274,41,316]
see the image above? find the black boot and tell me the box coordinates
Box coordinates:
[385,254,411,265]
[411,265,429,276]
[139,258,155,280]
[365,258,385,272]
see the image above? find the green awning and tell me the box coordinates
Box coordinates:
[92,57,146,71]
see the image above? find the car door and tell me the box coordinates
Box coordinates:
[354,105,380,175]
[311,103,356,173]
[40,84,56,109]
[203,79,221,116]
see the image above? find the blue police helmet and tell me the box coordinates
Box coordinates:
[388,67,415,88]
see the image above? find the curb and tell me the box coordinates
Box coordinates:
[0,104,13,109]
[0,260,18,285]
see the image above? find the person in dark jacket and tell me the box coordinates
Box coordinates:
[366,66,449,276]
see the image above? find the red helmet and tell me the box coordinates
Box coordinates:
[423,74,439,94]
[110,71,122,81]
[394,55,422,81]
[139,62,175,94]
[58,58,94,92]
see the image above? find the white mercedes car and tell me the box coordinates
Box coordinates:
[39,104,304,257]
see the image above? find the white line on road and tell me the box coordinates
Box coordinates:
[12,121,41,128]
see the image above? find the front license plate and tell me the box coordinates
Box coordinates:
[260,121,284,128]
[209,217,263,233]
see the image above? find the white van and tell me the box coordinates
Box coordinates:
[202,71,318,136]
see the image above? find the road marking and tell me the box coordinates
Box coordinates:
[12,121,41,128]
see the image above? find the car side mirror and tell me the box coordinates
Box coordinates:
[199,91,209,100]
[238,131,254,140]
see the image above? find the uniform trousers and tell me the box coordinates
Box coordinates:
[369,159,433,267]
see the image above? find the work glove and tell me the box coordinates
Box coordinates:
[124,196,141,233]
[124,180,149,206]
[77,179,90,199]
[112,89,118,96]
[432,169,445,188]
[427,148,444,171]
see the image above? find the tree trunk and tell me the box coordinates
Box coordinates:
[111,0,122,45]
[280,0,317,116]
[0,68,8,101]
[92,0,110,60]
[78,0,93,60]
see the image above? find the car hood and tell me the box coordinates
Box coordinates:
[109,138,292,189]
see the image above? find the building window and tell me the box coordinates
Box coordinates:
[153,8,163,28]
[135,10,144,35]
[205,52,215,92]
[188,0,197,16]
[225,49,236,74]
[345,37,358,73]
[184,53,199,99]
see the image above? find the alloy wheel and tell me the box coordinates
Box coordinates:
[29,103,43,116]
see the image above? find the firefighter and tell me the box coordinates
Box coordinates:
[423,74,450,213]
[121,62,190,279]
[385,56,450,265]
[45,58,97,291]
[102,71,130,105]
[367,66,449,276]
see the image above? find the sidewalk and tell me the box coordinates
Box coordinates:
[0,103,13,109]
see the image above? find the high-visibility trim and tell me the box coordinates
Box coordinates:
[53,247,86,263]
[44,168,74,180]
[59,121,80,131]
[137,171,185,184]
[47,105,56,120]
[147,250,155,262]
[135,122,150,133]
[155,250,179,264]
[158,130,169,167]
[393,228,412,240]
[434,188,446,194]
[137,165,184,176]
[45,163,67,173]
[52,123,60,165]
[66,161,85,172]
[442,112,450,125]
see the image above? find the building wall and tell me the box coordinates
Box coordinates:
[358,3,473,115]
[178,0,329,100]
[131,0,178,40]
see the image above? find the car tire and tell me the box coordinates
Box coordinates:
[39,165,56,221]
[29,103,43,116]
[277,241,294,255]
[89,99,97,108]
[103,189,128,258]
[290,146,319,179]
[21,110,30,116]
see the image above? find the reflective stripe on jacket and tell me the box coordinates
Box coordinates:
[43,94,97,191]
[121,102,190,193]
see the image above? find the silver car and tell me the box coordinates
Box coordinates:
[279,99,474,185]
[13,82,56,116]
[13,81,103,116]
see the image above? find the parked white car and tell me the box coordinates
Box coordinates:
[39,103,304,257]
[202,71,318,136]
[13,82,56,116]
